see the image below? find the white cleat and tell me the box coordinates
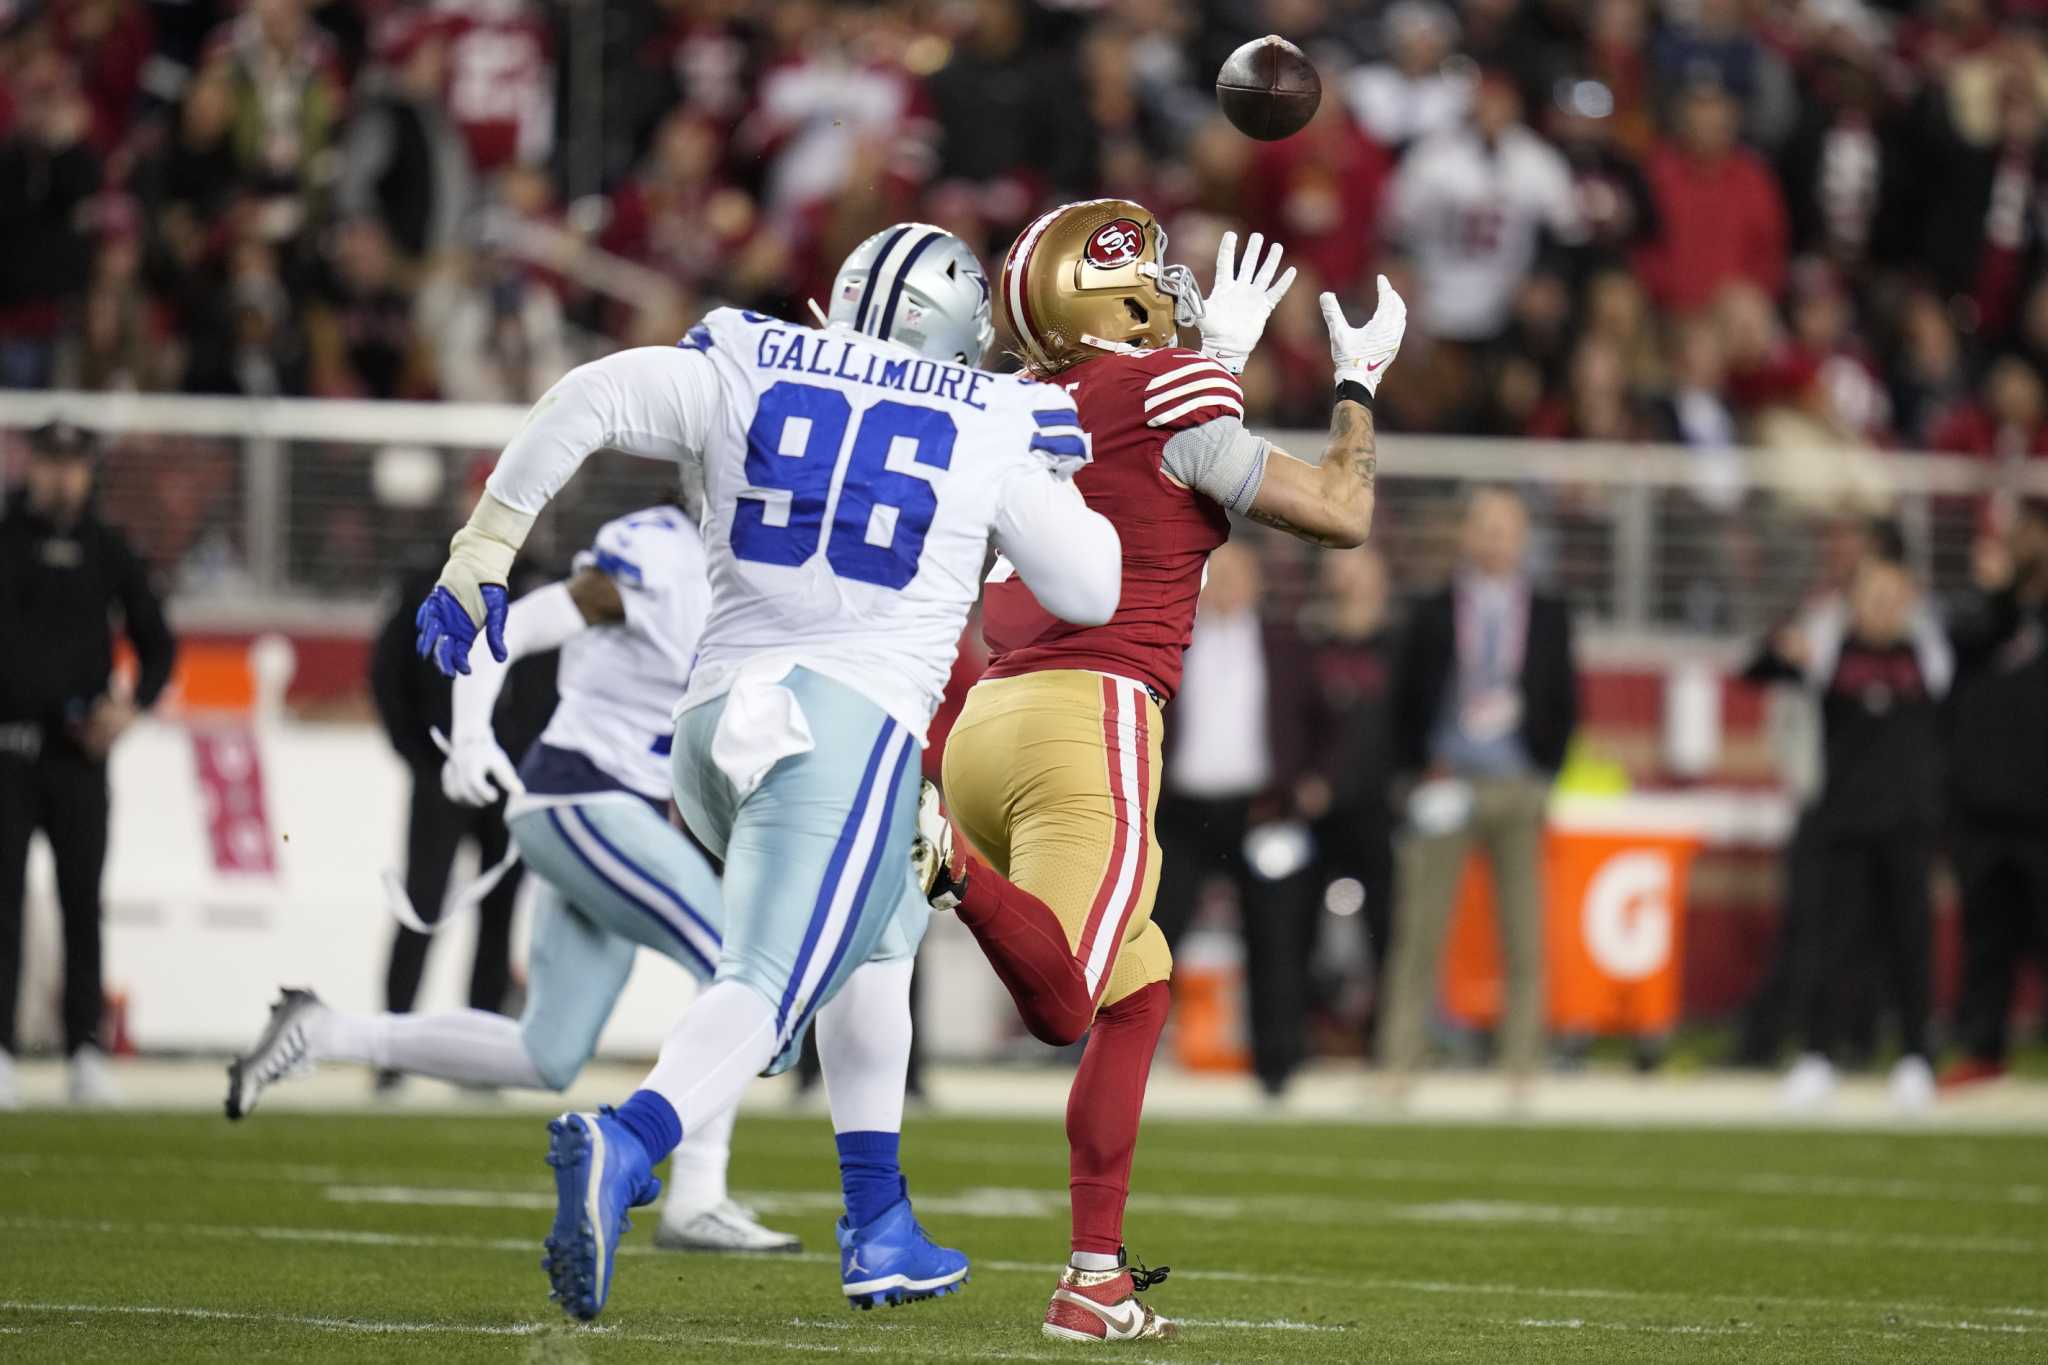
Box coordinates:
[0,1049,20,1111]
[653,1199,802,1254]
[68,1045,120,1108]
[1778,1052,1837,1112]
[910,781,961,909]
[1889,1055,1935,1114]
[225,988,325,1120]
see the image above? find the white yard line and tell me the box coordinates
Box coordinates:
[0,1300,1195,1362]
[314,1181,2043,1257]
[7,1212,2044,1327]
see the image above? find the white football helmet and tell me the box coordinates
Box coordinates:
[825,223,995,366]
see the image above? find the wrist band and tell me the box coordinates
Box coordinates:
[1335,379,1374,412]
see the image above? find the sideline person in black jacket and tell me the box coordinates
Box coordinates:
[0,422,175,1106]
[1941,501,2048,1087]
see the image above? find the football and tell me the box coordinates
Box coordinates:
[1216,35,1321,140]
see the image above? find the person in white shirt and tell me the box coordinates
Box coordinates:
[1387,68,1585,345]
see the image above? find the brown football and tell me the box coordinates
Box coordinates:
[1216,35,1321,141]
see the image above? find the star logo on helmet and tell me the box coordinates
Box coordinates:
[967,268,990,305]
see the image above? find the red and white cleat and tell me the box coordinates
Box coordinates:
[1041,1254,1176,1343]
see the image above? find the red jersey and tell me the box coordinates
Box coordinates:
[981,347,1239,702]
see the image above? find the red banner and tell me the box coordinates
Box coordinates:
[189,728,277,876]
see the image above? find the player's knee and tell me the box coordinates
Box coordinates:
[520,1029,587,1092]
[1023,997,1095,1048]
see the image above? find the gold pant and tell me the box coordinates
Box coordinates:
[941,670,1173,1010]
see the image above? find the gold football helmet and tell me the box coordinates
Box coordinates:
[996,198,1204,374]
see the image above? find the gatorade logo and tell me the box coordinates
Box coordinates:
[1580,851,1672,982]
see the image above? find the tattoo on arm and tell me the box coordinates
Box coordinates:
[1245,399,1377,547]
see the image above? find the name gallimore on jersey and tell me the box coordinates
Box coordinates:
[751,325,1000,411]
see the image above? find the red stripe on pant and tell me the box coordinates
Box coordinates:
[1073,677,1134,991]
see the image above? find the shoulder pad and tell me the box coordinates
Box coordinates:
[678,307,778,352]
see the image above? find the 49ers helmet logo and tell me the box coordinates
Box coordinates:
[1084,218,1146,269]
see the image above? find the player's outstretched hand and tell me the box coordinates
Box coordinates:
[442,732,524,807]
[1197,230,1297,375]
[415,582,508,678]
[1320,275,1406,398]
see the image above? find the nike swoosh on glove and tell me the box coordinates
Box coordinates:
[1320,275,1407,397]
[1196,231,1298,375]
[417,583,508,678]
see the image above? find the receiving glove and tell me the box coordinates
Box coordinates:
[1196,231,1297,375]
[414,492,535,677]
[441,732,524,807]
[1319,275,1407,398]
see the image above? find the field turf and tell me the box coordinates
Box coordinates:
[1,1108,2044,1362]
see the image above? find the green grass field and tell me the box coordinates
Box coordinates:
[2,1109,2044,1362]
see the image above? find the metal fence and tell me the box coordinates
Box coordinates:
[3,390,2043,638]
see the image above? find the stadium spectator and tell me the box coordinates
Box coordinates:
[305,217,424,400]
[1296,545,1400,1051]
[1766,551,1952,1112]
[1242,96,1392,303]
[1380,487,1578,1098]
[1342,1,1468,152]
[437,0,556,174]
[1153,542,1317,1097]
[46,0,154,157]
[1546,75,1661,284]
[0,52,103,390]
[1638,75,1788,313]
[200,0,346,242]
[0,421,175,1109]
[1388,66,1583,348]
[1931,355,2048,460]
[414,225,572,404]
[335,14,475,262]
[1941,502,2048,1088]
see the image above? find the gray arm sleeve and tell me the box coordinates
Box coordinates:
[1161,416,1270,512]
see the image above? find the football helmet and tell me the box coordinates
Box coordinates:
[825,223,994,366]
[996,198,1204,374]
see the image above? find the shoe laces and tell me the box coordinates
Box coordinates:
[1122,1246,1170,1292]
[256,1026,307,1085]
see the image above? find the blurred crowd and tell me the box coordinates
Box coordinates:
[4,0,2048,473]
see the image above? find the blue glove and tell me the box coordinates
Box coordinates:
[415,584,509,678]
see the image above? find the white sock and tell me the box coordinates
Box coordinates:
[313,1007,545,1089]
[815,958,913,1135]
[1070,1251,1120,1273]
[638,979,778,1138]
[663,1099,736,1216]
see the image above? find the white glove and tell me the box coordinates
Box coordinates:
[1320,275,1407,397]
[1196,231,1297,375]
[441,733,524,807]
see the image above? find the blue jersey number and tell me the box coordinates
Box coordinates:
[731,382,955,589]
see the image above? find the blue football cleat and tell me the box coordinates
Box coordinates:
[837,1197,969,1310]
[541,1109,661,1321]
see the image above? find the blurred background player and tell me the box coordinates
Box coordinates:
[367,527,552,1093]
[0,421,174,1109]
[1379,486,1579,1102]
[920,202,1405,1342]
[412,223,1122,1321]
[227,497,802,1253]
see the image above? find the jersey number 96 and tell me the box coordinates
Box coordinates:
[731,381,956,590]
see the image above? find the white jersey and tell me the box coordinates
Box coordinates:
[674,307,1086,738]
[534,506,709,803]
[1389,124,1583,341]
